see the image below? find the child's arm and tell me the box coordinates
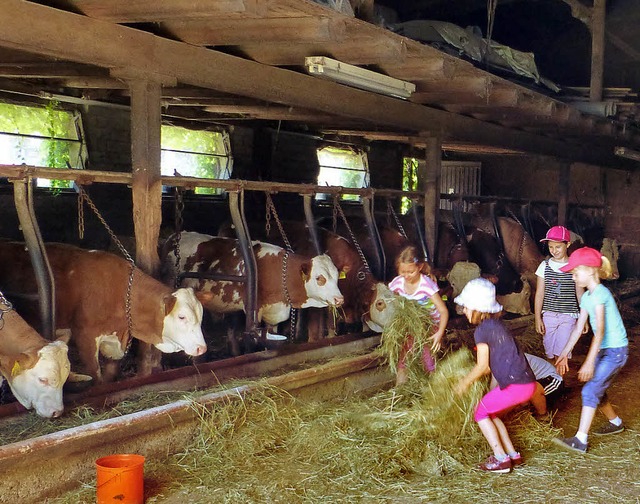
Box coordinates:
[534,275,545,335]
[455,343,490,395]
[555,308,589,375]
[429,291,449,352]
[576,284,589,334]
[577,304,605,382]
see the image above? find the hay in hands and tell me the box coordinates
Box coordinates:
[379,296,436,376]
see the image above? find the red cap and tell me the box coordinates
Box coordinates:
[560,247,602,272]
[540,225,570,243]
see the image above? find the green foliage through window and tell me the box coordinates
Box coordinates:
[401,157,419,214]
[316,146,369,202]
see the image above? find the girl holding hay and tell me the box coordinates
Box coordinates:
[454,278,536,473]
[552,247,627,454]
[534,225,585,363]
[388,246,448,386]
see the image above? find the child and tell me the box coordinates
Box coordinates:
[535,226,584,363]
[388,245,448,386]
[552,247,628,454]
[454,278,536,473]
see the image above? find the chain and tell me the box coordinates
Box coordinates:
[173,188,185,288]
[0,289,13,331]
[386,199,407,239]
[77,194,85,240]
[77,185,135,348]
[281,251,297,337]
[265,193,293,252]
[333,196,370,278]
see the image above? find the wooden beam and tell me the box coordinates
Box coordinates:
[0,62,105,79]
[69,0,266,22]
[376,57,458,81]
[164,17,346,45]
[590,0,606,102]
[421,137,441,262]
[0,0,629,167]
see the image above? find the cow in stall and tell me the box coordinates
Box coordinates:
[160,232,345,345]
[0,242,208,382]
[0,296,79,417]
[218,221,397,340]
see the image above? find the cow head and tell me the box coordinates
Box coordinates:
[497,276,532,315]
[0,339,70,418]
[363,283,398,332]
[157,287,207,356]
[300,254,344,309]
[600,238,620,280]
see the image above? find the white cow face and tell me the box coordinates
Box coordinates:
[7,340,70,418]
[157,287,207,356]
[300,254,344,309]
[364,283,398,332]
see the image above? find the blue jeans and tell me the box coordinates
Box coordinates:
[582,346,628,408]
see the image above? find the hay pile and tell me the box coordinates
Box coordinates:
[378,296,436,376]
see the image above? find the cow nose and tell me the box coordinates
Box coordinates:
[334,296,344,307]
[195,344,207,356]
[51,408,63,419]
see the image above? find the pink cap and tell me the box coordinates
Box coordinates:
[540,225,570,243]
[560,247,602,272]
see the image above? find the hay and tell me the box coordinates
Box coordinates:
[378,297,436,376]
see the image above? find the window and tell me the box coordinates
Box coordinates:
[161,125,232,195]
[401,157,419,214]
[316,146,369,201]
[0,101,87,189]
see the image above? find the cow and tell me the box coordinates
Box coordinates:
[218,221,398,340]
[0,242,208,382]
[161,232,344,330]
[0,298,73,418]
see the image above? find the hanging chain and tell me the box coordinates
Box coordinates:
[77,194,85,240]
[173,187,185,289]
[281,251,297,338]
[265,193,293,252]
[0,289,13,331]
[77,185,135,350]
[333,196,370,279]
[386,199,408,239]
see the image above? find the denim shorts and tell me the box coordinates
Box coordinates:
[582,346,628,408]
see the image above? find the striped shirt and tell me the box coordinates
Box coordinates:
[536,259,579,315]
[388,274,440,322]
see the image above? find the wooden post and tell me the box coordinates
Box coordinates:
[558,164,570,226]
[590,0,606,102]
[419,137,442,262]
[128,79,163,276]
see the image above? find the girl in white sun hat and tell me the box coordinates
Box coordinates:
[454,278,536,474]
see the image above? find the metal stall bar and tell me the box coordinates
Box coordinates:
[302,193,322,255]
[361,194,385,280]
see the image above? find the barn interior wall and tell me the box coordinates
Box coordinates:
[368,141,404,190]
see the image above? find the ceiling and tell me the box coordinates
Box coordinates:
[0,0,639,169]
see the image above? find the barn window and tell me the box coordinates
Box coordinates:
[0,101,87,189]
[401,157,419,214]
[161,126,232,196]
[316,146,369,201]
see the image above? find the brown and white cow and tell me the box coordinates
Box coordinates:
[161,232,344,327]
[0,297,74,417]
[0,242,207,382]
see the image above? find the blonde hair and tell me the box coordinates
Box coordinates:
[395,245,433,277]
[575,256,613,281]
[466,309,502,325]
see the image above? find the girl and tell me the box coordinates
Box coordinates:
[552,247,627,453]
[454,278,536,473]
[535,225,584,363]
[388,246,448,386]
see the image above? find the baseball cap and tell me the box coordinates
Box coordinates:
[454,277,503,313]
[560,247,602,272]
[540,225,570,243]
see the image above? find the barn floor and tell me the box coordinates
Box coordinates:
[46,321,640,503]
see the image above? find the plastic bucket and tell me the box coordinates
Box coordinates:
[96,453,145,504]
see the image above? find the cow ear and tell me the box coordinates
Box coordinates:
[55,328,72,344]
[300,261,311,282]
[164,294,177,316]
[195,291,215,304]
[68,372,93,383]
[7,353,36,377]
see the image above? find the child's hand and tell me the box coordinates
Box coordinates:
[430,331,444,353]
[535,317,545,335]
[578,360,595,382]
[555,355,569,376]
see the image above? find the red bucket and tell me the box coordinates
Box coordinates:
[96,453,145,504]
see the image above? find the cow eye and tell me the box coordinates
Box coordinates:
[38,377,49,385]
[178,315,186,321]
[375,300,386,310]
[316,275,327,286]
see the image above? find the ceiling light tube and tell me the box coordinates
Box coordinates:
[305,56,416,100]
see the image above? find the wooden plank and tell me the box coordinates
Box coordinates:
[414,76,492,95]
[164,17,347,45]
[0,0,630,168]
[421,137,441,262]
[376,57,458,81]
[70,0,266,22]
[590,0,606,102]
[0,62,105,79]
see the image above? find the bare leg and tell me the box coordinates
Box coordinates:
[493,417,516,454]
[477,418,506,457]
[577,405,597,435]
[599,401,618,422]
[530,383,548,415]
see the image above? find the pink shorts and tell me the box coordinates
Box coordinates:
[474,382,536,422]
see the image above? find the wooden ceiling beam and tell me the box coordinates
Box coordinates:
[164,17,346,45]
[69,0,266,22]
[0,0,631,168]
[0,62,106,79]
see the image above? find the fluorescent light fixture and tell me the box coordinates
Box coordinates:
[305,56,416,100]
[614,146,640,162]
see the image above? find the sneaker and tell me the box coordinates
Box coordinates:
[551,436,587,454]
[509,453,524,466]
[592,421,624,436]
[478,455,512,473]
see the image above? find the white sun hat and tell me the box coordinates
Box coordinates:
[454,277,503,313]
